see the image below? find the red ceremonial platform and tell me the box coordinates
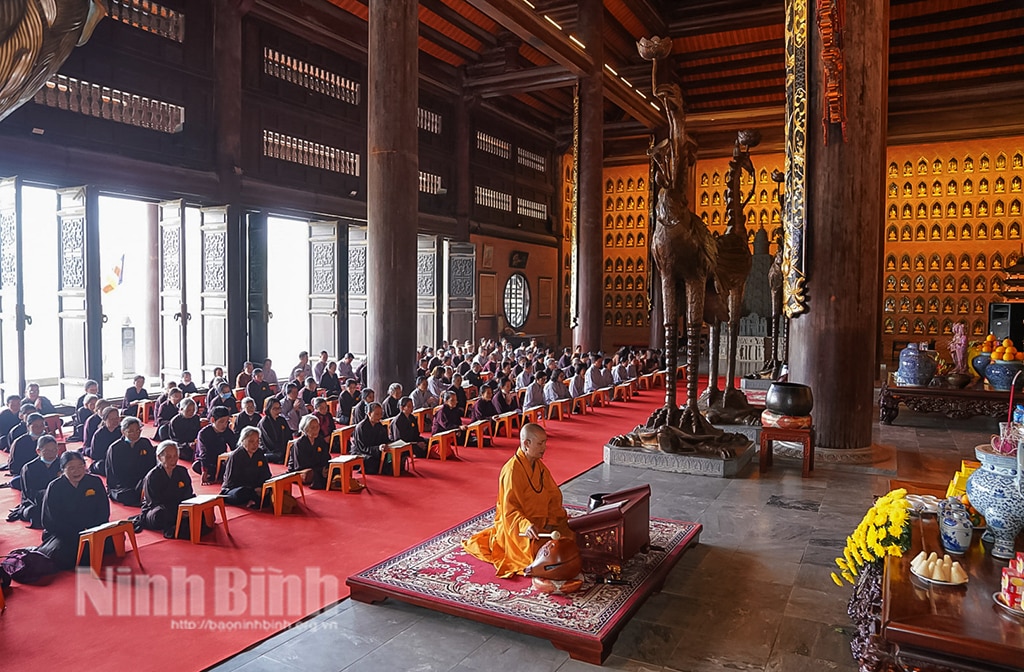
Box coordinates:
[347,504,702,664]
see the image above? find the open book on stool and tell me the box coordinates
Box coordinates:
[568,484,653,577]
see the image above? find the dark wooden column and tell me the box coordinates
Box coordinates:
[575,0,603,352]
[788,0,889,449]
[367,0,418,392]
[454,93,473,242]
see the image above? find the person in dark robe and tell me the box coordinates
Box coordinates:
[381,383,403,419]
[351,402,390,474]
[106,416,156,507]
[431,391,465,444]
[221,426,271,507]
[428,367,448,400]
[465,362,484,388]
[155,388,183,441]
[121,375,150,418]
[194,406,235,485]
[87,405,123,475]
[206,376,227,410]
[300,377,319,410]
[335,379,360,424]
[351,388,375,425]
[73,393,99,443]
[0,394,21,453]
[81,399,109,455]
[7,413,47,491]
[245,368,272,412]
[178,370,198,394]
[153,380,178,422]
[289,414,330,489]
[494,378,521,415]
[449,374,468,416]
[389,397,428,458]
[39,451,111,570]
[5,403,35,456]
[210,382,239,415]
[319,361,341,399]
[311,397,336,442]
[471,385,499,426]
[7,435,61,527]
[22,382,56,415]
[258,397,290,464]
[140,441,201,538]
[233,397,262,433]
[169,398,201,460]
[69,381,100,441]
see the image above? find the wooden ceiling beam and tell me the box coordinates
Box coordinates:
[891,17,1024,48]
[463,0,593,75]
[464,65,577,97]
[624,0,668,38]
[683,69,785,92]
[889,53,1024,80]
[667,4,782,38]
[420,0,498,47]
[890,0,1020,31]
[419,23,481,63]
[891,35,1024,65]
[603,73,664,129]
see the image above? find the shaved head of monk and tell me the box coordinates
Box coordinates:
[520,423,547,462]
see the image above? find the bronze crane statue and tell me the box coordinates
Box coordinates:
[0,0,107,123]
[702,130,763,425]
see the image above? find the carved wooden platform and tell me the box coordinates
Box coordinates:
[878,377,1008,425]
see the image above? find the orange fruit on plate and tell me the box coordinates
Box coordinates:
[1004,338,1014,348]
[1004,353,1016,361]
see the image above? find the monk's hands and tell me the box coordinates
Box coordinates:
[523,523,540,540]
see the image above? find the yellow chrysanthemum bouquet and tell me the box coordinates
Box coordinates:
[831,488,912,586]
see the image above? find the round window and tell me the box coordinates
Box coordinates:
[503,273,530,330]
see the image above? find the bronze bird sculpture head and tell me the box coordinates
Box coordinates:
[0,0,107,123]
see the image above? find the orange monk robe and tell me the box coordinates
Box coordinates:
[463,450,574,578]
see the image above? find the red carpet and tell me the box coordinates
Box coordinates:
[348,505,702,664]
[0,382,691,672]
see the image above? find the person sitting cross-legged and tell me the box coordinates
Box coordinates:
[7,434,61,528]
[140,441,204,538]
[178,370,198,395]
[382,383,403,419]
[311,397,336,441]
[351,388,375,425]
[7,413,47,491]
[169,398,201,461]
[121,375,149,418]
[209,382,239,415]
[431,390,466,445]
[258,397,290,464]
[234,397,262,433]
[351,402,404,475]
[155,387,183,441]
[493,378,520,416]
[288,414,330,489]
[544,369,571,405]
[221,426,272,508]
[70,380,99,441]
[38,451,110,570]
[106,416,156,507]
[335,378,360,425]
[194,406,236,485]
[246,368,272,412]
[0,394,21,452]
[522,370,548,412]
[389,397,428,459]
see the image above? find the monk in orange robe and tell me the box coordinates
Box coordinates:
[463,423,574,577]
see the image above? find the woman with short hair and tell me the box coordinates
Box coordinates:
[221,426,271,507]
[169,397,201,460]
[38,451,110,570]
[257,397,290,464]
[140,441,197,538]
[289,414,330,489]
[87,405,123,475]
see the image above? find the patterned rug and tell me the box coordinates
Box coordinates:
[347,505,702,664]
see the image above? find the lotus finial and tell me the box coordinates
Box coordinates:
[637,36,672,61]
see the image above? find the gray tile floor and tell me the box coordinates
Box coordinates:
[209,409,998,672]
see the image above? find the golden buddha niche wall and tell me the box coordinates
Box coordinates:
[696,153,786,246]
[601,165,651,346]
[882,137,1024,359]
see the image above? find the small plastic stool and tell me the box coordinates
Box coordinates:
[175,494,230,544]
[76,520,143,577]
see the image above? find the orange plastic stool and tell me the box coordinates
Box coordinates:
[547,399,570,421]
[412,408,430,433]
[464,419,491,446]
[570,395,589,415]
[76,520,143,577]
[493,411,520,438]
[137,400,154,425]
[215,452,230,481]
[260,471,308,516]
[523,406,546,427]
[427,428,459,461]
[613,384,632,402]
[327,455,368,493]
[175,494,230,544]
[382,443,414,475]
[43,413,65,440]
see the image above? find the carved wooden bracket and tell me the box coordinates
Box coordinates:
[817,0,848,144]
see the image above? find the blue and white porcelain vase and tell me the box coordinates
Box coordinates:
[985,360,1024,392]
[972,353,991,379]
[966,445,1024,560]
[894,344,936,387]
[938,498,973,555]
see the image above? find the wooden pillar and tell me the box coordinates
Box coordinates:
[788,0,889,449]
[454,93,473,242]
[367,0,418,392]
[575,0,603,352]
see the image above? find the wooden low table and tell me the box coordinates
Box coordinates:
[878,375,1009,425]
[850,516,1024,672]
